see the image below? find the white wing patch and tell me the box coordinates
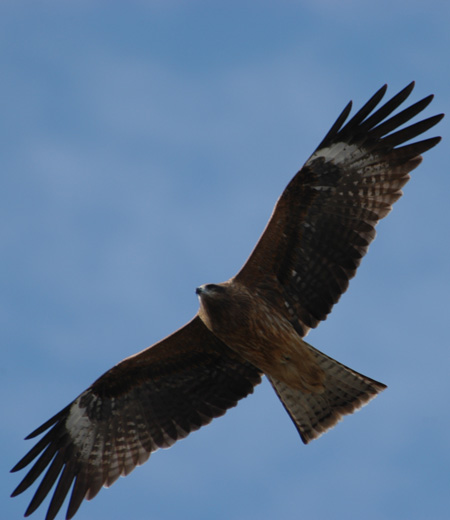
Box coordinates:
[65,394,97,460]
[307,142,377,170]
[308,142,361,165]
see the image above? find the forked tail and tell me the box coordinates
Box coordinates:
[268,342,386,443]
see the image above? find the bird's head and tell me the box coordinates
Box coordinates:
[196,281,252,338]
[196,283,235,333]
[196,284,228,315]
[195,283,226,297]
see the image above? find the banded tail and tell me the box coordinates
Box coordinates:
[268,341,386,443]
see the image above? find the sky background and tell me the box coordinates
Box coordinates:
[2,2,449,520]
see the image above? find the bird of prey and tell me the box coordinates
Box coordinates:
[12,82,443,520]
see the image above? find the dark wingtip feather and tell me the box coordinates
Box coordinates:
[25,407,70,440]
[317,84,389,150]
[44,461,77,520]
[381,113,444,148]
[337,84,388,138]
[66,474,88,520]
[317,100,352,149]
[401,80,415,96]
[11,440,47,474]
[368,95,439,142]
[359,83,418,134]
[398,136,442,160]
[314,83,443,159]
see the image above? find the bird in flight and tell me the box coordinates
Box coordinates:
[12,82,443,520]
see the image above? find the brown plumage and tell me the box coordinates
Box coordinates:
[11,82,443,520]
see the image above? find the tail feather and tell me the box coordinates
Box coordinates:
[268,342,386,443]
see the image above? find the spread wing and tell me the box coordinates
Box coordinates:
[11,316,262,520]
[236,82,443,337]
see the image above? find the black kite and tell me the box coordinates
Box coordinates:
[12,82,443,520]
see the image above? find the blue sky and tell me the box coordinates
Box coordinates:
[2,2,449,519]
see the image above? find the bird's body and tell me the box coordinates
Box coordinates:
[11,83,443,520]
[197,282,325,392]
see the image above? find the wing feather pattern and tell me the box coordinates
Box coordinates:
[11,317,262,520]
[12,83,443,520]
[236,82,443,336]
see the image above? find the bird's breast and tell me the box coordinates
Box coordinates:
[200,290,324,392]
